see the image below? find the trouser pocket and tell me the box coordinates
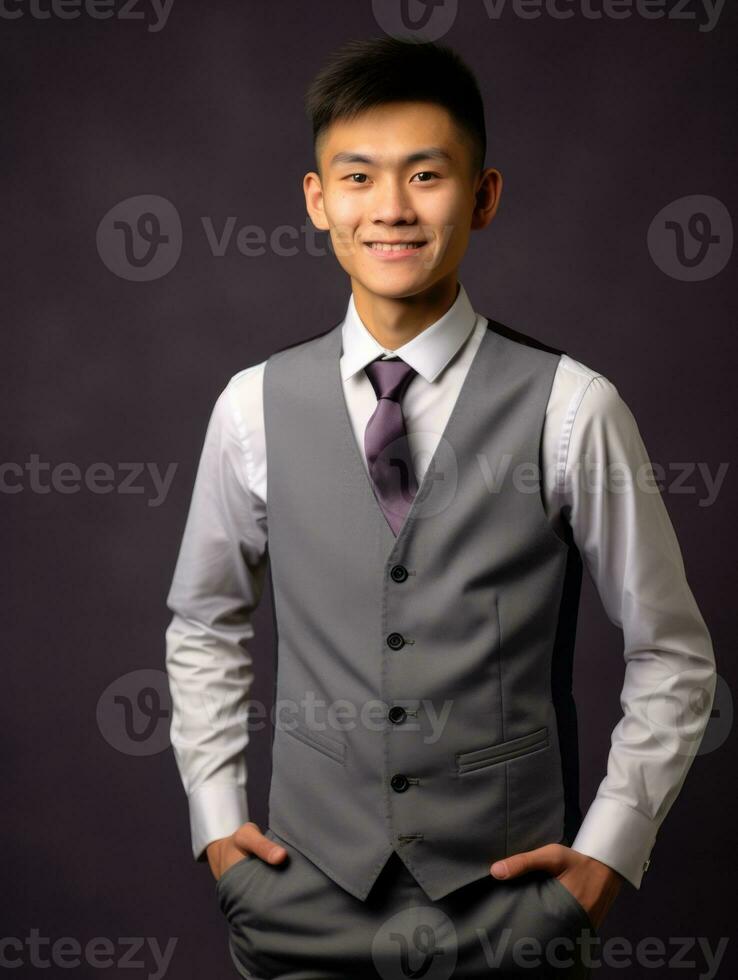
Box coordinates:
[547,875,597,934]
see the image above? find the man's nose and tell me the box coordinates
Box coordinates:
[369,180,416,225]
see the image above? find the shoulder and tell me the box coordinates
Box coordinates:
[214,319,341,426]
[548,355,637,471]
[228,358,267,392]
[552,355,646,473]
[552,354,625,420]
[217,359,268,433]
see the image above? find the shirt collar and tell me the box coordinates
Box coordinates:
[340,282,478,383]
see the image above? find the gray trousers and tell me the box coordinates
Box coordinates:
[215,828,598,979]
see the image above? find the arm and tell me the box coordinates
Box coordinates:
[491,371,718,924]
[164,378,268,863]
[564,374,717,888]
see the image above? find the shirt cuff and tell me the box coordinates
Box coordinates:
[188,782,250,862]
[570,796,658,890]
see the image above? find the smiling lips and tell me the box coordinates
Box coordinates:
[364,240,427,257]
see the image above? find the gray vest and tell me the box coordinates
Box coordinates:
[262,317,584,902]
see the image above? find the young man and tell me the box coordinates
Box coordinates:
[165,37,716,979]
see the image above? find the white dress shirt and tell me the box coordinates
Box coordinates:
[165,282,716,891]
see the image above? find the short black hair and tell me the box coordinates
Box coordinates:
[305,36,487,178]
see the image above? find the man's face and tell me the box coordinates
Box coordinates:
[304,101,496,301]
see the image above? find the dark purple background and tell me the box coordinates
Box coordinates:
[3,1,735,977]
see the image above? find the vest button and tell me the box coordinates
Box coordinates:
[386,632,406,650]
[388,705,407,724]
[390,773,410,792]
[390,564,409,583]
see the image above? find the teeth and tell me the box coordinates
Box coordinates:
[368,242,424,251]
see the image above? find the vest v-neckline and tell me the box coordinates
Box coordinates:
[326,320,494,556]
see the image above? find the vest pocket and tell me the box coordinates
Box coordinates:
[456,726,549,774]
[281,718,346,765]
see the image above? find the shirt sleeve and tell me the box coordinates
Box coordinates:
[164,378,268,862]
[561,375,717,889]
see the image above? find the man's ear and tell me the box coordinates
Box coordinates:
[303,171,330,231]
[471,167,503,231]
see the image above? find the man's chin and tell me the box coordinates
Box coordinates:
[352,271,440,301]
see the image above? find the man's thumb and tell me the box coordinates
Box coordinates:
[491,844,560,879]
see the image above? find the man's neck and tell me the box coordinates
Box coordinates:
[351,274,460,350]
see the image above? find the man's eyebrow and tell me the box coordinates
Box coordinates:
[328,147,453,168]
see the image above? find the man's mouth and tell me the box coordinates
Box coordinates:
[365,241,427,252]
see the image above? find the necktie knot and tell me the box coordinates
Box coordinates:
[364,356,418,404]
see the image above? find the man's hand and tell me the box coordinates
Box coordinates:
[490,843,624,929]
[206,821,289,882]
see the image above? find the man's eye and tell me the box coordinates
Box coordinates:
[412,172,439,182]
[347,173,368,183]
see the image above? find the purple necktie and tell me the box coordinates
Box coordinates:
[363,356,419,535]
